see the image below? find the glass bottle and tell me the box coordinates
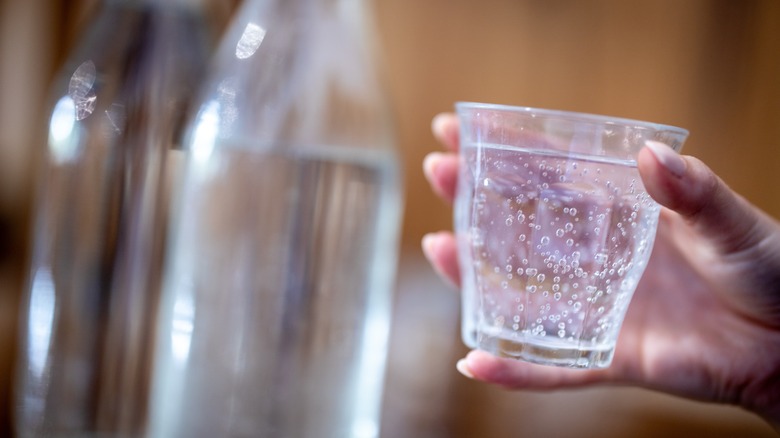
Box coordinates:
[15,0,214,436]
[147,0,403,436]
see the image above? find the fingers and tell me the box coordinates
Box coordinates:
[423,152,459,203]
[421,232,461,288]
[638,141,766,255]
[432,113,460,151]
[424,113,461,203]
[456,350,612,390]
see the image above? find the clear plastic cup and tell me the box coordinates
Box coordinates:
[455,102,688,368]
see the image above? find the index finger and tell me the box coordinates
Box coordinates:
[432,113,460,152]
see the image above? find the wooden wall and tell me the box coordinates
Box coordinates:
[1,0,778,436]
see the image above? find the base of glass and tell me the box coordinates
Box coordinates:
[470,331,616,369]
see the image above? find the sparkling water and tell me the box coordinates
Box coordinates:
[456,142,660,368]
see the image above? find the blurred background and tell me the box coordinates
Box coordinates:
[0,0,778,436]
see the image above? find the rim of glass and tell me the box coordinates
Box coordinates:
[456,102,689,137]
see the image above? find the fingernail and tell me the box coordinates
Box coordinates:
[645,140,686,178]
[431,113,451,136]
[432,113,458,147]
[422,152,443,179]
[421,233,437,258]
[456,358,475,379]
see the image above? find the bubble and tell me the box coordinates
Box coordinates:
[597,306,605,314]
[505,217,514,226]
[566,238,574,247]
[526,268,537,277]
[573,302,582,311]
[516,267,524,275]
[482,178,491,187]
[558,330,566,338]
[505,264,513,272]
[527,285,538,293]
[564,223,574,232]
[518,234,526,242]
[569,208,578,216]
[553,292,562,300]
[540,236,550,245]
[556,229,565,237]
[552,284,560,292]
[501,281,509,289]
[513,315,521,323]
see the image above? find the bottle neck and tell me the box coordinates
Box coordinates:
[198,0,390,149]
[104,0,208,9]
[242,0,375,29]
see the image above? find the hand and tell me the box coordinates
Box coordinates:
[422,113,780,428]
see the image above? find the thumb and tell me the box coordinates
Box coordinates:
[638,141,762,254]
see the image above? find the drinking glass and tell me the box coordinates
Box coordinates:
[455,102,688,368]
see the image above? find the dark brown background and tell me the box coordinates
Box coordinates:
[1,0,778,436]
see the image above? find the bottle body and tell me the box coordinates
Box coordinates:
[151,143,401,437]
[15,2,212,436]
[148,0,403,436]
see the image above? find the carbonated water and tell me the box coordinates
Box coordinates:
[456,142,660,368]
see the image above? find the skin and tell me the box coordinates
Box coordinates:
[421,113,780,431]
